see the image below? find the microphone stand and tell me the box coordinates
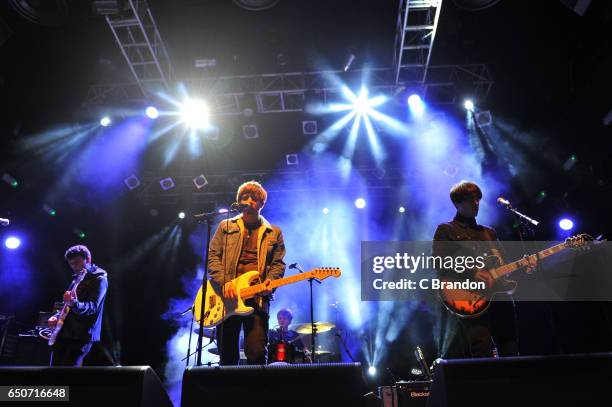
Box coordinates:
[193,207,241,366]
[291,263,321,362]
[499,200,539,358]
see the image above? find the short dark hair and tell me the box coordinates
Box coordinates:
[64,245,91,262]
[277,308,293,321]
[236,181,267,205]
[450,181,482,205]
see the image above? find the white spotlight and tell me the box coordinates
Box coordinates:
[407,94,425,116]
[100,116,112,127]
[355,198,366,209]
[399,206,406,213]
[180,99,209,129]
[322,207,329,215]
[463,99,474,111]
[146,106,159,119]
[368,366,377,376]
[178,211,186,219]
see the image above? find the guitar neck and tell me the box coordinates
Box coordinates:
[240,271,318,298]
[492,241,568,279]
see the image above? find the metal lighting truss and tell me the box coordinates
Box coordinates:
[131,167,417,208]
[85,65,492,111]
[393,0,443,84]
[104,0,174,97]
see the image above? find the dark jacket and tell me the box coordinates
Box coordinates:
[433,213,502,279]
[208,214,286,312]
[60,264,108,342]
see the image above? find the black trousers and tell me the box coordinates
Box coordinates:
[443,299,518,358]
[218,310,268,365]
[50,338,93,366]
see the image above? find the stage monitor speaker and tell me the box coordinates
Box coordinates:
[426,353,612,407]
[182,362,366,407]
[0,366,172,407]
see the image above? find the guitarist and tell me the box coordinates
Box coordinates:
[47,245,108,366]
[208,181,286,365]
[433,181,534,358]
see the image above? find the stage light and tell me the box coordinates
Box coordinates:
[463,99,474,111]
[74,229,86,239]
[559,218,574,231]
[4,236,21,250]
[242,124,259,139]
[180,99,209,129]
[285,154,299,166]
[399,206,406,213]
[124,175,141,190]
[475,110,492,127]
[368,366,377,376]
[355,198,366,209]
[407,94,425,116]
[43,204,56,216]
[100,116,112,127]
[159,177,175,191]
[178,211,186,219]
[322,207,329,215]
[302,120,317,135]
[193,174,208,189]
[146,106,159,119]
[563,155,577,171]
[218,208,229,214]
[343,54,355,72]
[2,173,19,188]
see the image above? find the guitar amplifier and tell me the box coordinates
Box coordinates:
[379,381,432,407]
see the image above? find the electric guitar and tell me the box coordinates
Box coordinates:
[48,269,87,346]
[439,234,595,318]
[193,267,342,328]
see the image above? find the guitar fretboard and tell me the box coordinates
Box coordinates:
[239,270,333,298]
[493,242,568,279]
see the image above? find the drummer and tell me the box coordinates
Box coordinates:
[268,308,307,363]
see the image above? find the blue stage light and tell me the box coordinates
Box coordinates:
[146,106,159,119]
[355,198,366,209]
[559,218,574,231]
[4,236,21,249]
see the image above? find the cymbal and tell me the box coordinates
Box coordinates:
[292,322,335,334]
[193,327,215,338]
[208,347,246,360]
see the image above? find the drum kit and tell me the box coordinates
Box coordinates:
[266,321,336,365]
[197,321,338,365]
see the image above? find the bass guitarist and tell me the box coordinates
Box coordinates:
[47,245,108,366]
[433,181,534,358]
[208,181,286,365]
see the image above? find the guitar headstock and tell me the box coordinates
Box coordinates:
[566,233,596,250]
[311,267,342,280]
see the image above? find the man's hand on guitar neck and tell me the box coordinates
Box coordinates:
[63,291,77,306]
[523,255,537,274]
[47,316,58,329]
[475,270,494,289]
[257,279,272,297]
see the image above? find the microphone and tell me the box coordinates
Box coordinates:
[230,202,249,210]
[497,197,510,206]
[497,197,539,226]
[0,218,9,227]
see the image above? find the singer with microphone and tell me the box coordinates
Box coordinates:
[207,181,286,365]
[432,181,531,358]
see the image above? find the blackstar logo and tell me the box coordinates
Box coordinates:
[410,391,430,398]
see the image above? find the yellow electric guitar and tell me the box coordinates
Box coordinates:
[193,267,341,328]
